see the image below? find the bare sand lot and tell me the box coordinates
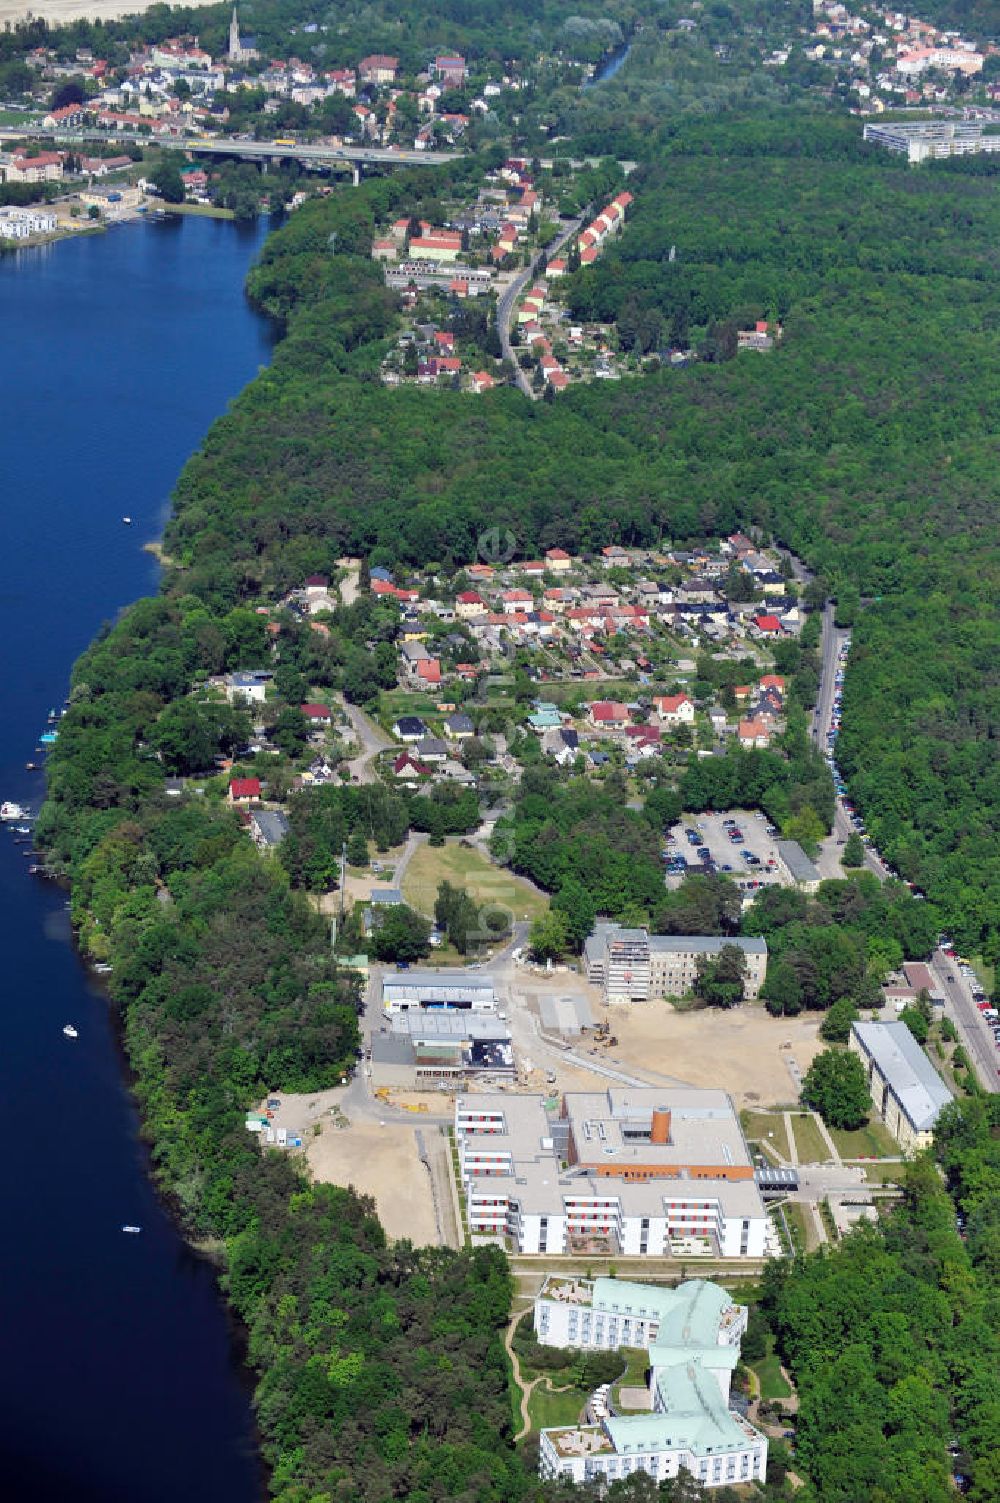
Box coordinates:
[603,1002,823,1107]
[307,1117,439,1247]
[0,0,216,21]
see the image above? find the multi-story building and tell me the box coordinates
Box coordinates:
[455,1088,767,1259]
[0,206,57,239]
[863,120,1000,164]
[585,924,767,1003]
[535,1277,767,1489]
[849,1021,952,1151]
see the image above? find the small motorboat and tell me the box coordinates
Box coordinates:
[1,801,25,822]
[63,1024,78,1038]
[25,762,38,771]
[122,516,133,526]
[16,826,31,835]
[121,1225,142,1235]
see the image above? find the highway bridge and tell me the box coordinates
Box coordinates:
[0,125,459,177]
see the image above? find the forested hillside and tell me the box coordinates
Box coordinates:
[164,116,1000,963]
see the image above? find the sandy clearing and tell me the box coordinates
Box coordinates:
[306,1117,440,1247]
[0,0,216,21]
[600,1002,823,1108]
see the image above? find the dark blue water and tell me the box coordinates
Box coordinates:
[0,216,273,1502]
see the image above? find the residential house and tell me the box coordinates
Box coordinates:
[541,727,580,766]
[250,809,290,851]
[393,715,428,742]
[738,718,771,749]
[229,777,262,804]
[654,693,695,727]
[359,54,399,84]
[589,701,630,729]
[444,713,475,739]
[751,614,783,637]
[393,750,430,779]
[226,670,269,705]
[416,737,448,763]
[300,702,331,725]
[545,547,572,573]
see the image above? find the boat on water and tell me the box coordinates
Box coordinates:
[62,1024,78,1038]
[121,1225,142,1235]
[122,516,133,526]
[39,731,58,745]
[15,825,31,835]
[47,708,57,721]
[25,762,38,771]
[1,801,25,822]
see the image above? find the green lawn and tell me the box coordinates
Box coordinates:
[789,1113,831,1165]
[527,1382,587,1432]
[378,688,449,726]
[856,1162,904,1186]
[785,1201,820,1253]
[161,202,235,219]
[752,1339,792,1401]
[741,1110,792,1162]
[610,1347,649,1412]
[403,840,549,924]
[970,955,995,996]
[830,1120,899,1159]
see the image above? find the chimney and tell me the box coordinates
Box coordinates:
[650,1108,671,1145]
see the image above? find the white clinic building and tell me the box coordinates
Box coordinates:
[536,1276,767,1489]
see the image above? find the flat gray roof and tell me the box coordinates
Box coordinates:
[648,935,767,956]
[539,994,595,1035]
[852,1021,953,1132]
[776,840,820,884]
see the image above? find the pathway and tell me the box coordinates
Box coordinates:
[814,1115,841,1165]
[783,1112,798,1166]
[505,1310,582,1442]
[341,695,394,783]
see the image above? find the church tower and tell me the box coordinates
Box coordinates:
[229,6,241,61]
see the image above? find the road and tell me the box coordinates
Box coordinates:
[0,125,458,170]
[341,696,394,783]
[810,602,888,882]
[497,214,583,397]
[929,949,998,1092]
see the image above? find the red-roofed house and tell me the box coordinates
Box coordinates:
[393,750,430,779]
[359,54,399,84]
[410,231,463,261]
[449,278,469,298]
[654,693,695,727]
[502,588,533,614]
[301,703,332,723]
[589,700,629,727]
[229,777,262,804]
[579,248,598,266]
[547,257,567,278]
[471,370,495,393]
[759,674,786,695]
[752,614,783,635]
[456,589,485,618]
[548,371,570,390]
[416,658,442,684]
[738,718,771,749]
[467,563,494,580]
[434,330,455,351]
[545,547,571,572]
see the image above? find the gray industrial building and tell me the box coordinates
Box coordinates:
[849,1021,953,1151]
[371,1009,513,1087]
[381,969,496,1013]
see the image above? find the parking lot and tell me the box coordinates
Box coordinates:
[664,809,788,895]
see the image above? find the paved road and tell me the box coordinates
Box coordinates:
[929,949,998,1092]
[497,214,584,397]
[341,696,394,782]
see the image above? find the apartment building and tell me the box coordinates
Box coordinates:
[536,1277,767,1490]
[864,119,1000,163]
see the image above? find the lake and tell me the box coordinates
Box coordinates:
[0,214,273,1502]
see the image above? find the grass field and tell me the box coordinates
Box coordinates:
[789,1113,831,1166]
[378,689,449,726]
[830,1120,899,1159]
[752,1338,792,1401]
[162,202,235,219]
[785,1201,820,1253]
[741,1110,792,1162]
[403,840,549,924]
[527,1382,587,1432]
[857,1162,904,1186]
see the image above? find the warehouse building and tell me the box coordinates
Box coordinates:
[370,1011,513,1087]
[585,925,767,1003]
[381,969,496,1013]
[455,1087,766,1259]
[536,1277,767,1489]
[849,1021,953,1151]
